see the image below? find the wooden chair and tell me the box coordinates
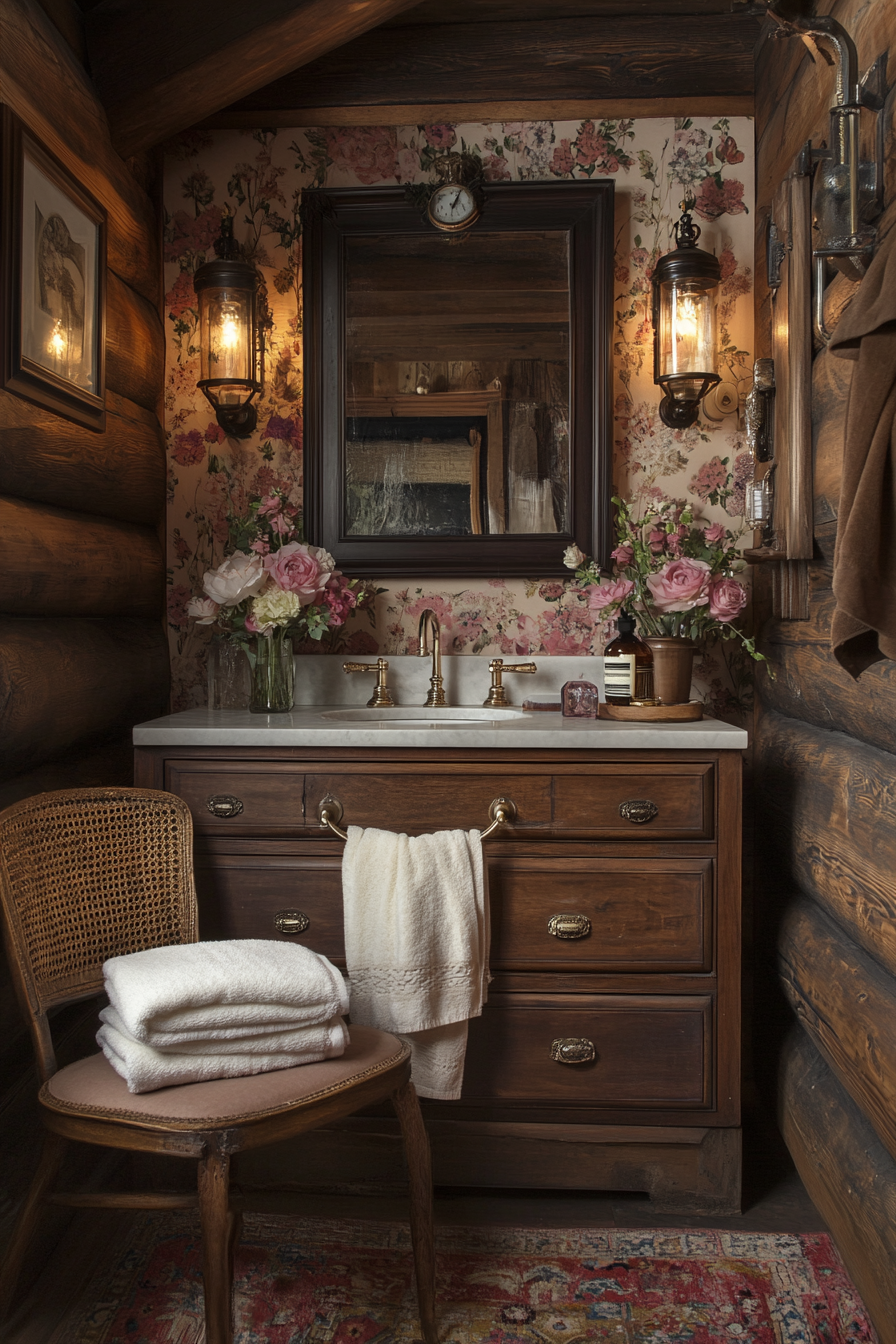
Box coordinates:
[0,787,437,1344]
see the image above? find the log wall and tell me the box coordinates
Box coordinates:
[754,6,896,1338]
[0,1,169,1103]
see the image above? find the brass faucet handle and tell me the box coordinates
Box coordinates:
[483,658,538,708]
[343,657,395,708]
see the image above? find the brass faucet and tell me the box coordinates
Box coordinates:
[417,608,446,707]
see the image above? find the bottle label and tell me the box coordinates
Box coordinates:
[603,654,635,698]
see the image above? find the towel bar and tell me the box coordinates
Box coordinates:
[317,794,516,840]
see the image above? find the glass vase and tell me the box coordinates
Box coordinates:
[250,629,295,713]
[207,638,251,710]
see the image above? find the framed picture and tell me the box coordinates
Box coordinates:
[1,106,105,430]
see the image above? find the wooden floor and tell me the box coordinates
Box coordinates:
[2,1110,827,1344]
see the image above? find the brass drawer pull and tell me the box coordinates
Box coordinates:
[547,912,592,940]
[206,794,244,819]
[619,798,658,825]
[274,910,310,936]
[550,1037,596,1065]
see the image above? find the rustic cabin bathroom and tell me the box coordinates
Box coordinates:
[1,1,895,1341]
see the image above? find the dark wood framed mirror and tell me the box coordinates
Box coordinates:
[302,180,613,577]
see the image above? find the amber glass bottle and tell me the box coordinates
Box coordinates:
[603,610,654,704]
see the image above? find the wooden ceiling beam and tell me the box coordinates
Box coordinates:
[216,13,757,119]
[84,0,424,158]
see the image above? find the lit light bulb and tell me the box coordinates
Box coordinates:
[674,295,699,340]
[218,307,241,351]
[47,319,66,360]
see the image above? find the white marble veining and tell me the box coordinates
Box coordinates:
[292,653,605,707]
[135,654,747,749]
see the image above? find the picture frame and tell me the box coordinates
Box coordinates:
[1,105,106,431]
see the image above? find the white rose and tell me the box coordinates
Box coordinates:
[186,595,220,624]
[562,543,586,570]
[202,551,267,607]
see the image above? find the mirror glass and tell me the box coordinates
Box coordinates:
[303,181,613,577]
[344,230,569,538]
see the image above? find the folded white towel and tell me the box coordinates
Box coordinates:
[98,1005,338,1057]
[103,940,349,1047]
[96,1012,349,1093]
[342,826,490,1101]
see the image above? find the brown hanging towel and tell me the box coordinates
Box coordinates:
[827,224,896,678]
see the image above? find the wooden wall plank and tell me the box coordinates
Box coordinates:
[0,736,134,813]
[0,496,164,618]
[779,1028,896,1344]
[106,273,165,413]
[90,0,425,157]
[0,0,161,305]
[224,14,757,116]
[0,618,169,778]
[0,390,165,527]
[209,96,757,130]
[755,712,896,980]
[779,895,896,1163]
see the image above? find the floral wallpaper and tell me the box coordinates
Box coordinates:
[164,115,754,718]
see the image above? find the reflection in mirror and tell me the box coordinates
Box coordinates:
[302,181,613,577]
[344,231,570,538]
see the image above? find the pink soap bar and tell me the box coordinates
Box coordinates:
[561,681,598,718]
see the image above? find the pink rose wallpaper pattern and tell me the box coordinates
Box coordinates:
[164,117,755,719]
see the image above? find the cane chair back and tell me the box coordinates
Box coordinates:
[0,788,197,1080]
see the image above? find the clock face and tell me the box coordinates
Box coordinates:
[427,182,480,231]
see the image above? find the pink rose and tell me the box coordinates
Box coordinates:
[611,543,634,567]
[704,522,727,543]
[202,551,267,606]
[646,558,711,613]
[187,595,220,624]
[586,577,634,611]
[707,575,747,622]
[322,574,358,626]
[263,542,334,603]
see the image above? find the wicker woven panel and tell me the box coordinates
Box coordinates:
[0,788,198,1005]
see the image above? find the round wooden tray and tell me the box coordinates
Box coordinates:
[598,700,703,722]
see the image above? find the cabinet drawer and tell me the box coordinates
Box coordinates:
[166,763,304,833]
[194,856,345,962]
[306,772,552,834]
[489,858,713,972]
[553,765,714,838]
[463,993,711,1106]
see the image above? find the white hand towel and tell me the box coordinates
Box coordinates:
[103,940,349,1047]
[96,1013,349,1093]
[342,826,490,1101]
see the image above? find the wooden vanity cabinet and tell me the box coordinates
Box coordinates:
[134,744,742,1213]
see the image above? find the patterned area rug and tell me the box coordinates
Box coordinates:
[53,1214,877,1344]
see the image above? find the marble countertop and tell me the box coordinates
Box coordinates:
[133,705,748,750]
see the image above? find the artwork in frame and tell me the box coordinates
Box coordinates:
[0,106,105,431]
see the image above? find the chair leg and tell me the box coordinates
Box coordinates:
[197,1142,235,1344]
[392,1079,438,1344]
[0,1129,67,1320]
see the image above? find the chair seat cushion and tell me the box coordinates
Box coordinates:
[41,1024,408,1128]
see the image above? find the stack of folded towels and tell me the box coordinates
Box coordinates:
[96,939,350,1094]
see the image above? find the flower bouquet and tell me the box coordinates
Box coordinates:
[563,495,765,664]
[187,493,376,711]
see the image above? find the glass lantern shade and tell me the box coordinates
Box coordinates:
[652,212,721,429]
[193,226,261,438]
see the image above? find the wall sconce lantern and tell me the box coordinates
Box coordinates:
[193,211,261,438]
[652,201,721,429]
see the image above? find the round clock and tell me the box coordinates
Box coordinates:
[427,182,480,232]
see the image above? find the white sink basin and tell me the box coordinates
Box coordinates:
[321,706,525,725]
